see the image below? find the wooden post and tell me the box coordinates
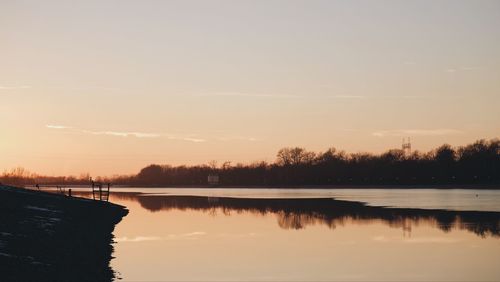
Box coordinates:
[68,188,72,197]
[106,183,110,202]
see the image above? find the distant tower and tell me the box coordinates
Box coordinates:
[402,137,412,157]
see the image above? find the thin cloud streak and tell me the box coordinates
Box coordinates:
[46,125,161,139]
[373,129,464,137]
[46,125,200,141]
[200,92,367,99]
[403,61,417,65]
[82,130,161,138]
[216,232,260,238]
[0,85,31,90]
[196,92,427,100]
[198,92,302,98]
[217,136,259,142]
[175,137,206,143]
[445,66,479,73]
[46,125,73,129]
[328,95,366,99]
[46,125,210,142]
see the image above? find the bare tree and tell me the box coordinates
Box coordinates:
[276,147,316,166]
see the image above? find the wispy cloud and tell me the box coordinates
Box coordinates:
[381,95,423,99]
[328,95,366,99]
[46,125,260,144]
[445,66,478,73]
[200,92,367,99]
[0,85,31,90]
[401,95,422,99]
[178,231,206,237]
[327,94,425,100]
[46,125,161,139]
[46,124,73,129]
[217,136,259,142]
[216,232,260,238]
[45,124,207,142]
[175,137,206,143]
[198,92,302,98]
[372,129,464,137]
[196,92,426,101]
[81,130,161,138]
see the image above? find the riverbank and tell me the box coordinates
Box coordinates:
[0,185,128,281]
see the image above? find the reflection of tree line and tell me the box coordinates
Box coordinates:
[110,193,500,238]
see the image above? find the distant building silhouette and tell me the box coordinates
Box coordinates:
[208,174,219,186]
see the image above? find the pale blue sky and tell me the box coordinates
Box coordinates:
[1,0,499,175]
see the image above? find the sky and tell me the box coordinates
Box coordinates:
[1,0,499,176]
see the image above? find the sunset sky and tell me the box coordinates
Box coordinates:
[1,0,499,176]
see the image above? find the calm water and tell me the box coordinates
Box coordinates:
[110,187,500,212]
[60,188,500,281]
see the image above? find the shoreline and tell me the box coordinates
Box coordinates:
[0,185,128,281]
[105,184,500,189]
[21,183,500,190]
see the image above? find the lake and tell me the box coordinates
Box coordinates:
[68,188,500,281]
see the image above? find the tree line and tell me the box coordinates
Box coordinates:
[2,139,499,187]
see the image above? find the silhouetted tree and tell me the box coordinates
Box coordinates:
[276,147,315,166]
[2,139,499,187]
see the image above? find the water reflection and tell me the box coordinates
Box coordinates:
[107,192,500,238]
